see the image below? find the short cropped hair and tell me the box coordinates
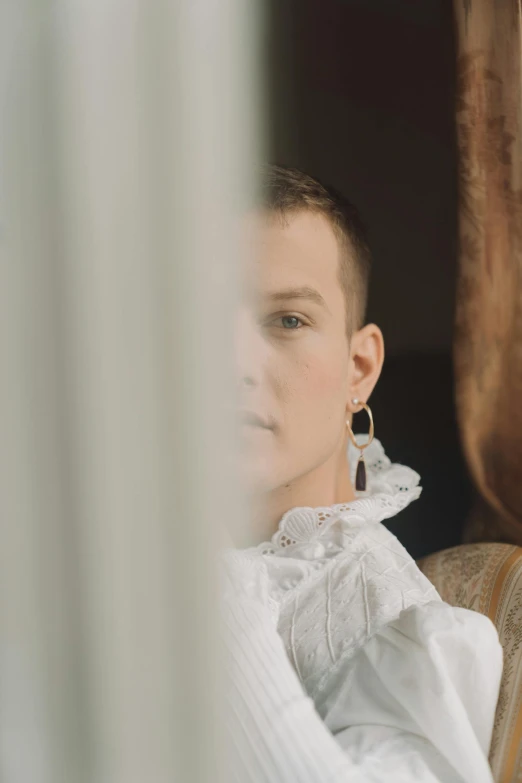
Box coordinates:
[260,164,372,333]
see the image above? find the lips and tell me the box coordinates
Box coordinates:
[240,410,273,430]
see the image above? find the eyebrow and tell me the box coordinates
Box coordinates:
[266,286,327,309]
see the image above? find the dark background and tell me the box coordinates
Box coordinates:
[268,0,471,559]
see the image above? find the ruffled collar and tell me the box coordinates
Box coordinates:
[252,436,421,559]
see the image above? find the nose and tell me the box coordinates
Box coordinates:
[235,307,266,389]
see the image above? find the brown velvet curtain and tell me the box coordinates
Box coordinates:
[454,0,522,545]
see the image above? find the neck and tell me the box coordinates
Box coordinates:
[247,437,356,546]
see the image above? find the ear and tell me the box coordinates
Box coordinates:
[347,323,384,411]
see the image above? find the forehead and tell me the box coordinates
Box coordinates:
[244,210,342,297]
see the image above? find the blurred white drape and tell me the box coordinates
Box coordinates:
[0,2,262,782]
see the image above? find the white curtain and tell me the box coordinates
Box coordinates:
[0,2,262,781]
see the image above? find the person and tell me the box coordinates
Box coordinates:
[222,165,502,782]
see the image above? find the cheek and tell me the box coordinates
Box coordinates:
[304,356,346,397]
[277,344,349,416]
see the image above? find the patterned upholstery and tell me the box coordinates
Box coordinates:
[418,544,522,783]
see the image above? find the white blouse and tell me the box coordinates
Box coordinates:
[222,437,503,782]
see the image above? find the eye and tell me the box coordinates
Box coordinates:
[263,312,310,333]
[279,315,303,329]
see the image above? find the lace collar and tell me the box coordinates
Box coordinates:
[254,436,421,558]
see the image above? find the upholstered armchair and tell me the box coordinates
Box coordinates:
[418,544,522,783]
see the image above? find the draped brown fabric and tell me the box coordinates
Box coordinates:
[454,0,522,545]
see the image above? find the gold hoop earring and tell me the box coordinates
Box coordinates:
[346,398,375,492]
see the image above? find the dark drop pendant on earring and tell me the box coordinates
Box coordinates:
[355,455,367,491]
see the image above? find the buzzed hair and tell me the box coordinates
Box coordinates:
[260,164,372,333]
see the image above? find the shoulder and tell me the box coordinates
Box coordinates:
[275,523,440,691]
[292,520,440,622]
[391,599,502,656]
